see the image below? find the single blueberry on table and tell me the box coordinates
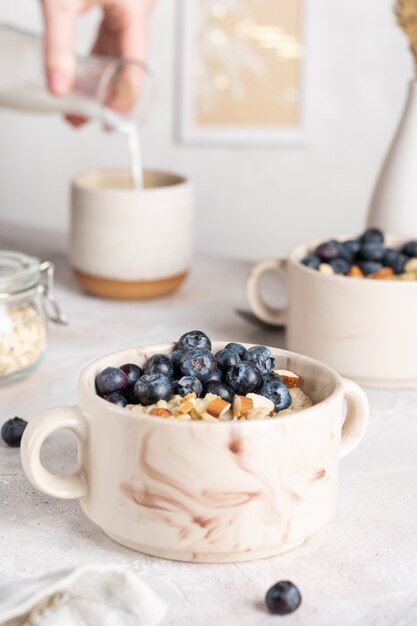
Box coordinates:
[207,367,223,383]
[402,240,417,257]
[357,242,384,262]
[120,363,143,386]
[357,261,383,276]
[260,379,292,412]
[314,240,343,262]
[301,255,321,270]
[224,342,247,359]
[215,348,241,373]
[359,228,384,245]
[204,380,235,403]
[170,350,183,375]
[180,348,217,383]
[144,354,174,378]
[177,330,212,352]
[1,417,28,447]
[225,362,262,394]
[174,375,203,397]
[134,374,173,405]
[265,581,302,615]
[243,346,275,375]
[96,367,129,396]
[329,258,350,274]
[104,392,128,407]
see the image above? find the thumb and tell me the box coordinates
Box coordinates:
[41,0,77,95]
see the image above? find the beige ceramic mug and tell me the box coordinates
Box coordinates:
[20,342,368,563]
[247,235,417,387]
[71,169,193,299]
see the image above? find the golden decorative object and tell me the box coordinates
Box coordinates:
[396,0,417,73]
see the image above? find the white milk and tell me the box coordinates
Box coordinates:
[0,84,144,189]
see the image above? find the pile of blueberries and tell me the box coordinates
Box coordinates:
[301,228,417,276]
[95,330,292,413]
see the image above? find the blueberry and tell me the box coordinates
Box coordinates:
[225,362,262,394]
[215,348,241,373]
[120,363,143,386]
[262,372,285,386]
[1,417,27,447]
[359,228,384,245]
[180,348,217,383]
[382,248,401,267]
[207,367,223,383]
[265,581,302,616]
[104,392,128,407]
[96,367,129,396]
[357,243,384,262]
[243,346,275,375]
[224,342,247,359]
[391,253,408,275]
[177,330,211,352]
[301,255,321,270]
[260,379,292,412]
[402,241,417,257]
[134,374,173,405]
[144,354,174,378]
[329,258,350,274]
[314,240,343,262]
[170,350,183,376]
[357,261,383,276]
[342,239,360,257]
[174,375,203,397]
[204,380,235,403]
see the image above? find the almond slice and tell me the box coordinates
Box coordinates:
[233,395,254,418]
[348,265,364,278]
[181,392,197,402]
[206,396,231,418]
[405,257,417,272]
[369,267,394,280]
[319,263,334,275]
[177,392,197,415]
[246,393,274,413]
[247,407,271,420]
[149,408,173,418]
[272,369,300,389]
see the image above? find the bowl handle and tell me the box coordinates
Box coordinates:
[20,407,88,499]
[340,378,369,458]
[246,258,288,326]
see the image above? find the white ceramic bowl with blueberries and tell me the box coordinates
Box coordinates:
[247,229,417,388]
[21,331,368,563]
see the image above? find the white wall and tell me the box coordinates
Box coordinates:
[0,0,412,261]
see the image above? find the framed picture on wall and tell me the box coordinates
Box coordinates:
[178,0,307,146]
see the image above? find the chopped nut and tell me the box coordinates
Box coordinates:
[233,395,254,418]
[246,393,275,412]
[348,265,364,278]
[369,267,394,279]
[206,396,231,418]
[149,408,173,418]
[399,271,417,281]
[319,263,334,275]
[271,369,300,389]
[247,407,271,420]
[405,257,417,272]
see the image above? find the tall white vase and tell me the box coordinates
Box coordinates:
[367,80,417,236]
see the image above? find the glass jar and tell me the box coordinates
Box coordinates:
[0,251,67,384]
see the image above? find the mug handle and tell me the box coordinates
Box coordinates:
[20,407,88,499]
[340,378,369,458]
[246,258,288,326]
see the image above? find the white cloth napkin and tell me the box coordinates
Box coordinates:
[0,565,167,626]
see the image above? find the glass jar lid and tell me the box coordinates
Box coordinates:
[0,251,40,295]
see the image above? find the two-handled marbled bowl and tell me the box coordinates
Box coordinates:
[20,342,369,563]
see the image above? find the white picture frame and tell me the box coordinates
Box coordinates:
[178,0,309,147]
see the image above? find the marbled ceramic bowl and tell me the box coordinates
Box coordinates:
[21,342,369,563]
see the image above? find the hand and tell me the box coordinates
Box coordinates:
[41,0,153,124]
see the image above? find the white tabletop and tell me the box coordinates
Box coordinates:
[0,223,416,626]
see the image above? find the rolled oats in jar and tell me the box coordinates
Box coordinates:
[0,251,67,383]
